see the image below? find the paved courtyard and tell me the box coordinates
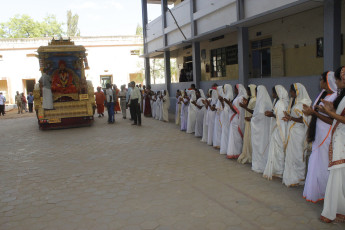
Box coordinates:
[0,111,344,230]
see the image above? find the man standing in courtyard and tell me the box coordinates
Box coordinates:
[129,81,141,126]
[0,92,6,116]
[39,68,53,110]
[105,83,115,124]
[126,83,133,120]
[27,92,34,113]
[15,91,22,114]
[118,85,127,119]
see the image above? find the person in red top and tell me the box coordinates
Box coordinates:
[113,84,121,113]
[51,60,77,94]
[94,87,106,117]
[21,93,28,113]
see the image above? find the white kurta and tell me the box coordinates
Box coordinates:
[251,86,273,173]
[321,96,345,221]
[263,85,289,179]
[227,84,247,159]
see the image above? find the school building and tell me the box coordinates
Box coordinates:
[141,0,345,107]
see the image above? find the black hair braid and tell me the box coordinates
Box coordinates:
[307,90,328,143]
[333,67,345,110]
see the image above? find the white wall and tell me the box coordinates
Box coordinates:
[244,0,298,18]
[166,0,190,29]
[147,37,164,53]
[0,36,143,104]
[147,16,163,42]
[196,3,237,35]
[167,24,192,45]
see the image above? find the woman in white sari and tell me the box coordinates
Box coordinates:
[319,66,345,223]
[220,84,234,155]
[201,90,212,143]
[213,86,224,148]
[155,91,161,120]
[238,84,257,163]
[251,85,273,173]
[162,89,170,122]
[194,89,206,137]
[263,85,289,179]
[175,90,182,125]
[282,83,312,187]
[151,92,157,119]
[207,89,218,146]
[186,90,197,134]
[159,90,164,121]
[302,71,337,203]
[226,84,247,159]
[180,91,189,131]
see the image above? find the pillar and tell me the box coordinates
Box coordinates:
[141,0,151,85]
[238,27,249,86]
[192,42,201,89]
[323,0,341,71]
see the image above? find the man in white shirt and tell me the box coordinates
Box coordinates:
[105,83,115,124]
[0,92,6,116]
[129,81,141,126]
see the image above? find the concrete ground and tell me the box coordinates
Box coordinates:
[0,111,344,230]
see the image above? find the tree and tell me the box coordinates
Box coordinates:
[0,25,5,37]
[41,15,64,37]
[0,14,63,38]
[66,10,80,37]
[150,59,165,84]
[136,24,143,36]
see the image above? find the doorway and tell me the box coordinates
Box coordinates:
[100,75,113,89]
[22,79,36,95]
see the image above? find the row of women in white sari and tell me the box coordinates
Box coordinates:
[174,68,345,222]
[150,90,170,122]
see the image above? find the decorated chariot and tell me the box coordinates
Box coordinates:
[34,38,95,130]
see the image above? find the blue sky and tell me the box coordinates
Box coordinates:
[0,0,163,36]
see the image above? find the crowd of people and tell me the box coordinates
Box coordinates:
[94,81,143,126]
[11,91,34,115]
[146,67,345,223]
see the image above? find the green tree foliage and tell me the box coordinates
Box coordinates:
[41,15,64,37]
[67,10,80,37]
[0,14,63,38]
[136,24,143,36]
